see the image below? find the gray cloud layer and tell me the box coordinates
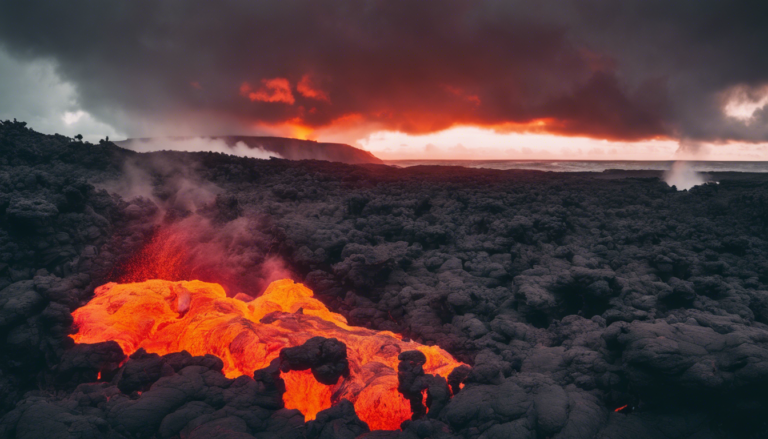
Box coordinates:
[0,47,122,141]
[0,0,766,144]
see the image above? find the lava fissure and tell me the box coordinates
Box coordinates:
[71,279,464,430]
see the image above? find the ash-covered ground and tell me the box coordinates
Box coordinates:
[2,119,768,439]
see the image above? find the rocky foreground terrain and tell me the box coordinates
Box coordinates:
[1,119,768,438]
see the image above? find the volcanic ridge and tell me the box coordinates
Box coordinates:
[118,136,384,165]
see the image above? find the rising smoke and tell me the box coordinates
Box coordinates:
[101,152,294,297]
[122,137,281,160]
[663,161,706,191]
[664,138,712,191]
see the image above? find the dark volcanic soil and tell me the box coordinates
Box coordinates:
[2,119,768,439]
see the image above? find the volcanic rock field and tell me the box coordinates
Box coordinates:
[2,119,768,439]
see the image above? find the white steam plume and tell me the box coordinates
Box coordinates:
[95,152,295,297]
[664,161,706,191]
[122,137,281,159]
[96,154,222,212]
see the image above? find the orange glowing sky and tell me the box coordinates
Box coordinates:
[4,2,768,159]
[218,72,768,161]
[250,122,768,161]
[225,75,768,161]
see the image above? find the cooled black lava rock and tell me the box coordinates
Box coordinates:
[306,399,370,439]
[114,348,175,394]
[446,365,471,395]
[396,350,454,422]
[397,350,429,420]
[279,336,350,385]
[55,341,125,389]
[3,120,768,438]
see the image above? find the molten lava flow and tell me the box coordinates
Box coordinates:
[71,279,462,430]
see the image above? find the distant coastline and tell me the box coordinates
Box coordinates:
[385,160,768,173]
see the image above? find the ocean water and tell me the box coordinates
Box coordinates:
[384,160,768,173]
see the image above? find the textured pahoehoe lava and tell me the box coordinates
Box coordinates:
[71,279,462,430]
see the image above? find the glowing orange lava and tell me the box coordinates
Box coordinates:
[71,279,462,430]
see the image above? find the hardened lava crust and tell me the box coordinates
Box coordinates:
[1,119,768,438]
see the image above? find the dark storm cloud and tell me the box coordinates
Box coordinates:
[0,0,766,142]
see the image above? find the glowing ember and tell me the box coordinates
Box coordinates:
[71,279,462,430]
[615,405,628,412]
[116,227,190,283]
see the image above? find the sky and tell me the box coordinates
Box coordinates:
[1,0,768,159]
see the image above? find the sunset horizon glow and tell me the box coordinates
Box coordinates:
[350,126,768,161]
